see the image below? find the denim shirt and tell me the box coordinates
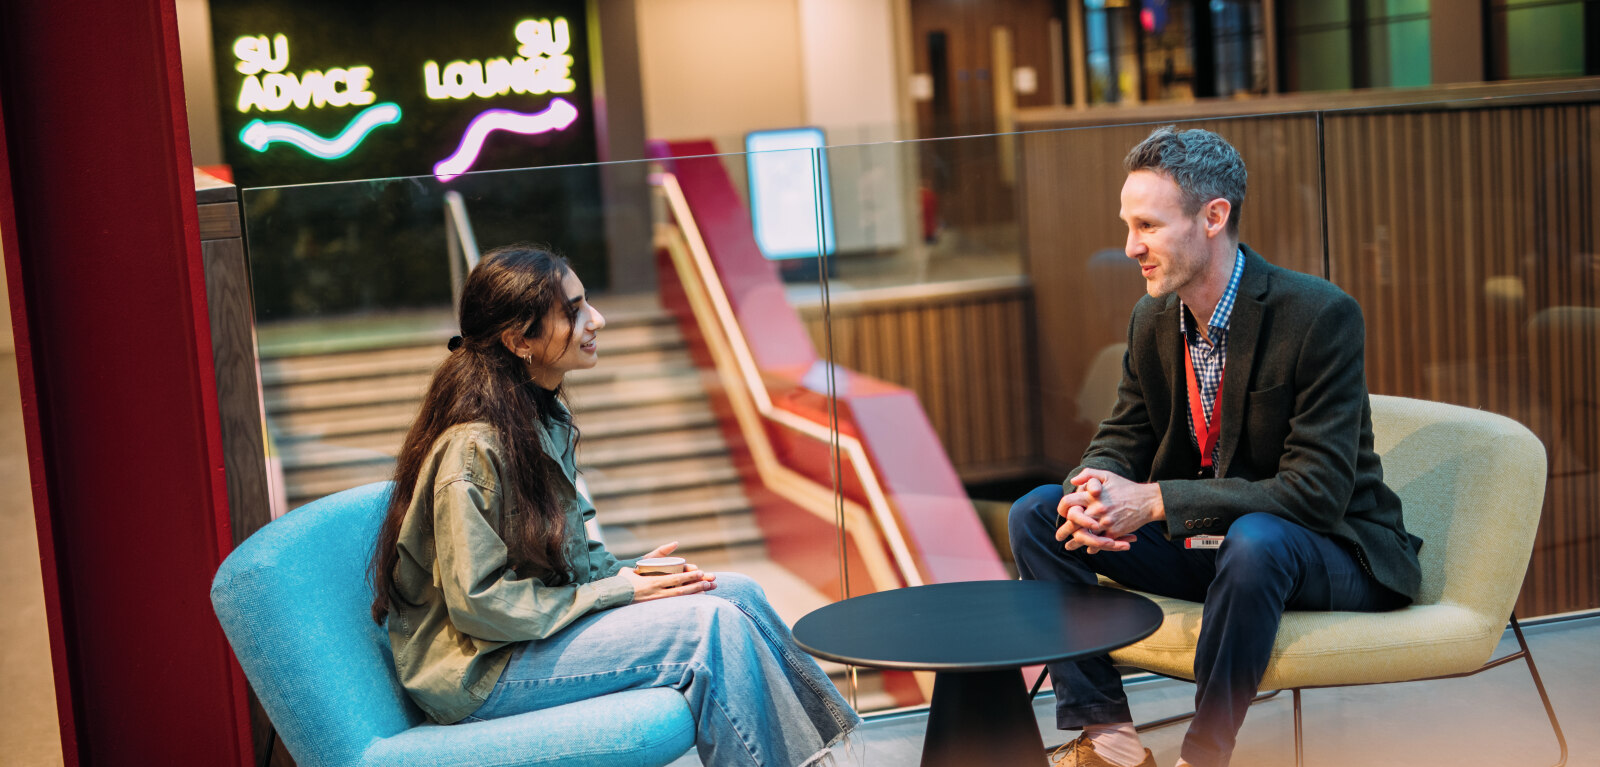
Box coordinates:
[386,416,635,724]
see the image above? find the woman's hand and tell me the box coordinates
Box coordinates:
[639,541,681,560]
[621,567,717,602]
[622,541,716,602]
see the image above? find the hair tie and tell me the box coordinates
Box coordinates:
[447,335,464,352]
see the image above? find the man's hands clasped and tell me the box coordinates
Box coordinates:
[1056,468,1167,554]
[620,541,718,601]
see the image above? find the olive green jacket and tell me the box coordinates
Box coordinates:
[386,417,635,724]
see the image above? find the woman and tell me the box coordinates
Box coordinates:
[369,244,860,766]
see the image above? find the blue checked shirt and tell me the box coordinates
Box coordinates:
[1179,248,1245,467]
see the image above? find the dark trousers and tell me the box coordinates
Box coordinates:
[1008,484,1404,767]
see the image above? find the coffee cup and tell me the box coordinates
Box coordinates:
[635,556,687,576]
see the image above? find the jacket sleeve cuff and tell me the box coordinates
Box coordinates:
[1157,479,1226,538]
[590,574,635,609]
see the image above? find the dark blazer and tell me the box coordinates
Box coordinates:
[1070,245,1423,602]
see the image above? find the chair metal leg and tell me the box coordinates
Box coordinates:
[1509,613,1569,767]
[1033,615,1569,767]
[1292,688,1303,767]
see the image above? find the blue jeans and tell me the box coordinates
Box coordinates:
[1009,485,1405,767]
[463,572,861,767]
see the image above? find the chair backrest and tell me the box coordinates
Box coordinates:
[211,482,420,767]
[1369,395,1547,623]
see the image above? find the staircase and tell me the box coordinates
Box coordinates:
[258,297,898,711]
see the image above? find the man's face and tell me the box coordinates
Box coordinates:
[1120,170,1210,299]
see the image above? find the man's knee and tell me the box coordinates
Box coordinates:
[1008,484,1064,552]
[1216,513,1301,577]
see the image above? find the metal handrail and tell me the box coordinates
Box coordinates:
[444,190,481,310]
[652,171,925,590]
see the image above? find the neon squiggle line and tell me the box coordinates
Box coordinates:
[239,102,401,159]
[432,98,580,182]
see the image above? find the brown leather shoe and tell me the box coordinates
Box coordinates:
[1048,734,1156,767]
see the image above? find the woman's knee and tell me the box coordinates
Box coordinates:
[707,571,766,603]
[654,591,748,631]
[1008,484,1065,549]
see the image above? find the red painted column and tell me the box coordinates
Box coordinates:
[0,1,248,764]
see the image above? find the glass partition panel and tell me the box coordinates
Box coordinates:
[236,83,1600,741]
[1321,90,1600,617]
[241,148,898,711]
[812,117,1322,731]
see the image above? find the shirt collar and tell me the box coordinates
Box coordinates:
[1179,247,1246,338]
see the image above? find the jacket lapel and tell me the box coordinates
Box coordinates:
[1216,246,1270,477]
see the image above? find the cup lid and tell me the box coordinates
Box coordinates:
[636,557,687,567]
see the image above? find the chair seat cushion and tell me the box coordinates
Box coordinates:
[1107,588,1506,689]
[361,688,695,767]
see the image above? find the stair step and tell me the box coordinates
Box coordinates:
[287,463,396,506]
[260,338,693,389]
[265,358,704,415]
[260,345,448,388]
[563,375,708,413]
[578,427,727,469]
[270,388,718,445]
[266,374,432,414]
[275,402,719,468]
[601,511,765,560]
[260,326,683,390]
[596,484,751,527]
[583,456,741,499]
[575,401,717,440]
[556,347,697,386]
[281,439,397,471]
[285,446,741,504]
[256,298,673,359]
[273,401,421,441]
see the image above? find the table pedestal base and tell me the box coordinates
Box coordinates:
[921,668,1046,767]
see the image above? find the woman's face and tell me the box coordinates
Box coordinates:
[528,269,606,388]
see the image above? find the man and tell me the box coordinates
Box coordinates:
[1010,126,1422,767]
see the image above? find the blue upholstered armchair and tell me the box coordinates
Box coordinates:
[210,482,696,767]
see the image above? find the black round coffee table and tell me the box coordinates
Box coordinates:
[793,580,1162,767]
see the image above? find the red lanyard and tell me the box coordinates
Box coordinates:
[1184,341,1225,469]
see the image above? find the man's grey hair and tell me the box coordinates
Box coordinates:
[1124,125,1246,236]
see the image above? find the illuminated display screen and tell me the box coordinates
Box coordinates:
[745,128,836,260]
[210,0,597,188]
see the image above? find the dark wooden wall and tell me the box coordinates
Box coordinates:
[1017,91,1600,616]
[1323,104,1600,617]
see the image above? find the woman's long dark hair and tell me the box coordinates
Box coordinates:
[370,245,583,623]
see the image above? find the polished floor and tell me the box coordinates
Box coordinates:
[668,614,1598,767]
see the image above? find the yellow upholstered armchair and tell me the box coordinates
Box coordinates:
[1076,395,1567,766]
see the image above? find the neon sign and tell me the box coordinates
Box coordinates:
[234,34,376,113]
[433,98,580,181]
[423,17,575,100]
[240,102,402,159]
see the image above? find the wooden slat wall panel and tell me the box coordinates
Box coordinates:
[1020,115,1324,474]
[801,289,1038,480]
[1325,104,1600,616]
